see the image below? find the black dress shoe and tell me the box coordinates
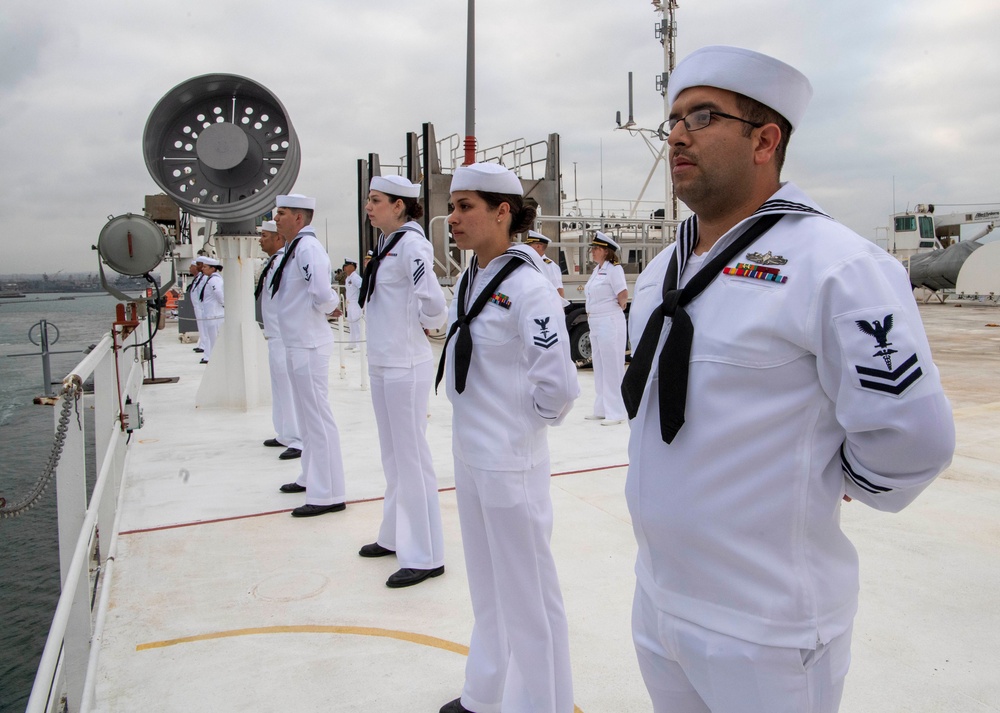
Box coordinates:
[386,566,444,588]
[193,348,204,353]
[359,542,395,558]
[291,502,346,517]
[279,482,307,493]
[263,438,285,448]
[199,359,208,364]
[278,447,302,460]
[439,698,475,713]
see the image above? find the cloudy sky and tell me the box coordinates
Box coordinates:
[2,0,998,275]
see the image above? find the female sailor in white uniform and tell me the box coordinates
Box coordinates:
[197,257,224,364]
[584,232,628,424]
[359,174,449,588]
[437,162,579,713]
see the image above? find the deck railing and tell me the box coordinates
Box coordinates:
[25,323,146,713]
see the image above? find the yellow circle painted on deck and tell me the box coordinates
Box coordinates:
[136,626,584,712]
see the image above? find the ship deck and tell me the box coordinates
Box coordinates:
[92,301,1000,712]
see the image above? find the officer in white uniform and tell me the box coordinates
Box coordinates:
[271,194,348,518]
[342,258,363,350]
[438,163,579,713]
[584,231,628,424]
[197,257,224,364]
[359,174,449,589]
[621,46,955,713]
[189,257,206,354]
[524,230,565,300]
[257,220,302,460]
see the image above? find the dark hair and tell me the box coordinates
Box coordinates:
[289,207,315,223]
[593,244,620,266]
[384,193,424,221]
[734,93,793,173]
[478,191,536,236]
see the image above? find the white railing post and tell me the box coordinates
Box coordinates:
[94,340,116,563]
[54,380,92,713]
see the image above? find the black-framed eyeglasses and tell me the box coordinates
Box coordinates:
[657,109,764,139]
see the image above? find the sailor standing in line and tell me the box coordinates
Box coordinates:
[197,257,224,364]
[437,163,579,713]
[271,194,348,518]
[189,257,206,354]
[584,231,628,425]
[256,220,302,461]
[342,257,363,351]
[620,45,954,713]
[524,230,566,300]
[358,174,449,589]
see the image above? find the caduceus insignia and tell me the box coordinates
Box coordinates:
[855,314,897,368]
[745,250,788,265]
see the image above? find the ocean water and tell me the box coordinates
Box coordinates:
[0,292,121,713]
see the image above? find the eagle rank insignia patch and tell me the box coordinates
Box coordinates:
[532,316,558,349]
[835,309,924,397]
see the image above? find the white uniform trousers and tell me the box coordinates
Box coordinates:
[632,585,852,713]
[588,311,627,421]
[347,303,362,349]
[347,318,362,348]
[285,342,347,506]
[370,360,444,570]
[193,301,206,350]
[267,336,302,450]
[454,457,573,713]
[201,314,221,361]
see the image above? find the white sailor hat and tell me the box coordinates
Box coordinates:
[370,175,420,198]
[201,256,221,267]
[450,162,523,196]
[260,220,278,233]
[343,257,357,266]
[590,231,620,252]
[275,194,317,210]
[194,255,207,263]
[190,259,200,267]
[525,230,551,245]
[667,45,813,131]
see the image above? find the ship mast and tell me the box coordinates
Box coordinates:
[617,0,679,220]
[656,0,679,220]
[463,0,477,166]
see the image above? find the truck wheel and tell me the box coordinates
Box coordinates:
[570,323,592,364]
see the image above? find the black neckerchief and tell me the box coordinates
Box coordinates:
[269,233,306,297]
[358,224,423,308]
[434,249,535,394]
[199,272,218,301]
[620,201,821,443]
[255,251,280,301]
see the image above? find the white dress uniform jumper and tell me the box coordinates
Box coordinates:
[198,271,224,362]
[622,183,955,713]
[584,259,628,421]
[344,269,363,349]
[257,246,302,452]
[270,225,347,507]
[440,244,580,713]
[363,221,448,570]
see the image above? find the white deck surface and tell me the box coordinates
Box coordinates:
[93,302,1000,712]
